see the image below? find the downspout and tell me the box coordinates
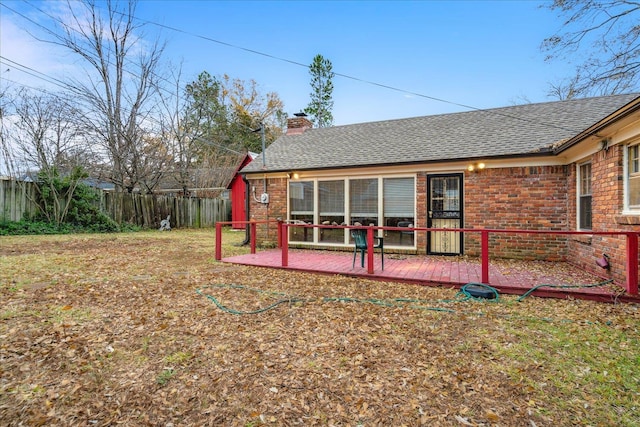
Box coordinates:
[240,174,251,245]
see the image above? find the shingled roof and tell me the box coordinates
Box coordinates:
[242,93,640,173]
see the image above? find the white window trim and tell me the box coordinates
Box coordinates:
[577,161,592,230]
[623,143,640,214]
[287,174,417,248]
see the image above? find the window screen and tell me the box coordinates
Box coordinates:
[383,177,414,217]
[629,145,640,208]
[319,180,344,216]
[579,163,592,230]
[350,179,378,218]
[290,181,314,215]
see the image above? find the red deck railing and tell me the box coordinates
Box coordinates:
[215,220,639,295]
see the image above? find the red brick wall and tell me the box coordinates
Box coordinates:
[463,166,569,260]
[249,160,639,289]
[567,145,640,285]
[252,168,571,259]
[247,177,287,245]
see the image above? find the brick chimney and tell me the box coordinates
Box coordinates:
[286,112,313,135]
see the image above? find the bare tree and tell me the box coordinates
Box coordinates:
[0,88,13,177]
[4,89,89,224]
[136,133,172,194]
[42,0,166,192]
[156,71,188,195]
[157,70,284,197]
[546,75,581,101]
[543,0,640,98]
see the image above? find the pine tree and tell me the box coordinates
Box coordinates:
[304,54,335,128]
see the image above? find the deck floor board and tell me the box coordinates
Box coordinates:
[222,249,639,303]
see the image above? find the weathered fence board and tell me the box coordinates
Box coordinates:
[101,191,230,228]
[0,179,230,228]
[0,178,38,222]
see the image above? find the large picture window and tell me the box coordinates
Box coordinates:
[579,162,592,230]
[319,180,345,243]
[289,181,314,242]
[383,177,415,246]
[629,144,640,210]
[350,178,378,226]
[288,175,416,247]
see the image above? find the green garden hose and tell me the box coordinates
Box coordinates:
[516,279,614,302]
[195,283,497,316]
[197,279,615,316]
[196,284,304,315]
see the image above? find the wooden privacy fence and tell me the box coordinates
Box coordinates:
[0,178,39,222]
[0,178,230,228]
[100,192,230,228]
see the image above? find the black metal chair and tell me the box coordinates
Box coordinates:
[351,229,384,270]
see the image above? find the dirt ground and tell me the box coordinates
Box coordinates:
[1,230,639,426]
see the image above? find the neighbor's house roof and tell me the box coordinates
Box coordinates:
[242,93,640,173]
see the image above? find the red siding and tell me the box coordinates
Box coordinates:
[230,154,255,229]
[230,175,246,229]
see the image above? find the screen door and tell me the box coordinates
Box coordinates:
[427,174,463,255]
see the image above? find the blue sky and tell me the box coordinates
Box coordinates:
[0,0,574,126]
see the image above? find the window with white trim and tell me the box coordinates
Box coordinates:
[383,177,415,246]
[288,175,416,247]
[578,162,592,230]
[289,181,314,242]
[350,178,378,226]
[318,180,345,243]
[628,144,640,210]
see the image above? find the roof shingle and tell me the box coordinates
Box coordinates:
[242,93,640,173]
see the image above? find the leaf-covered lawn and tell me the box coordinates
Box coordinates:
[1,229,639,426]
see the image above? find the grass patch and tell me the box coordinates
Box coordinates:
[50,305,93,324]
[0,309,43,320]
[164,351,193,365]
[498,319,640,426]
[156,368,175,386]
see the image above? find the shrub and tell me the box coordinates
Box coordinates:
[0,220,72,235]
[63,183,120,232]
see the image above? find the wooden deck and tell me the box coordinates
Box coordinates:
[222,249,640,303]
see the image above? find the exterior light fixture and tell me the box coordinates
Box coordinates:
[289,172,299,180]
[467,162,486,172]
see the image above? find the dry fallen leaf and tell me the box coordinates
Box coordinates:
[0,230,637,427]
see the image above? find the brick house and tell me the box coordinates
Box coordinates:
[240,94,640,285]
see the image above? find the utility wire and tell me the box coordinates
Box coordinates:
[1,56,74,93]
[2,0,611,135]
[0,55,245,157]
[6,2,247,116]
[103,2,593,134]
[0,3,252,155]
[4,0,275,137]
[2,4,264,155]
